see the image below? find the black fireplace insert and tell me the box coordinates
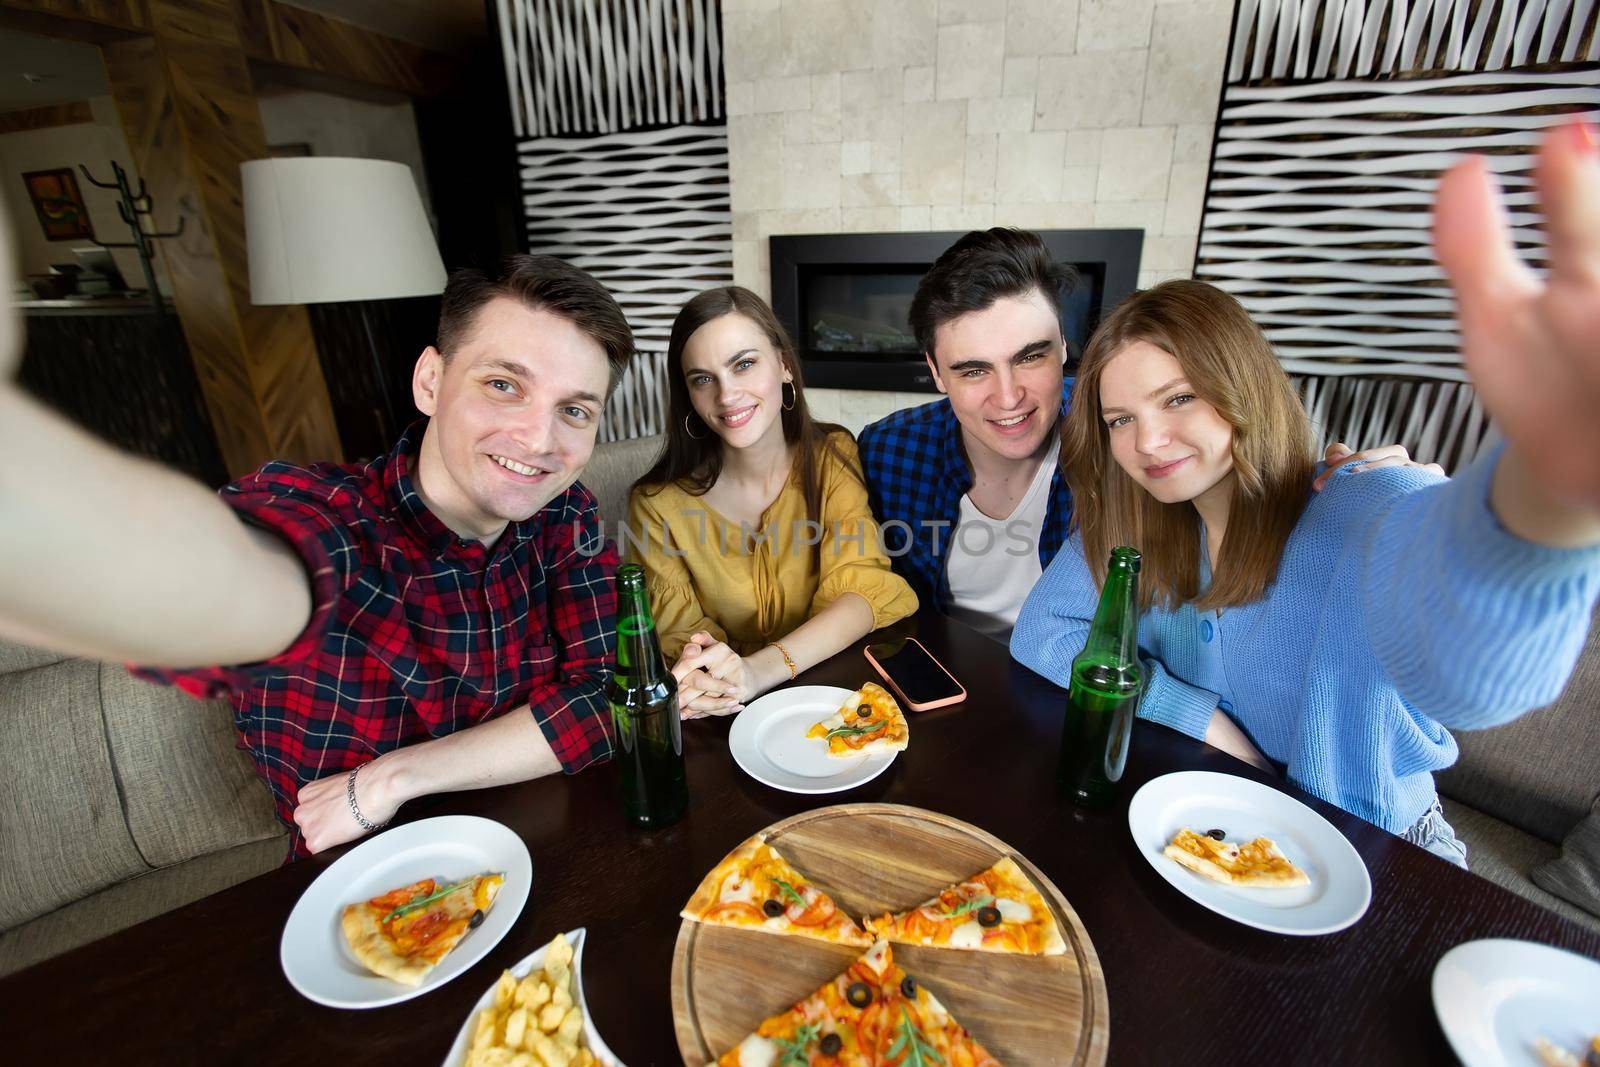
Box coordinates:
[769,229,1143,392]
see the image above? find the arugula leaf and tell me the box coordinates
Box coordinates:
[892,1007,946,1067]
[941,894,995,918]
[772,878,807,908]
[826,721,885,739]
[383,879,474,923]
[774,1022,820,1066]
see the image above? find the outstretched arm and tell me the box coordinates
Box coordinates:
[0,206,311,666]
[1434,121,1600,545]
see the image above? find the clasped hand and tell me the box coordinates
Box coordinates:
[671,631,749,719]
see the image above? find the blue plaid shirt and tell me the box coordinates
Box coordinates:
[858,395,1074,614]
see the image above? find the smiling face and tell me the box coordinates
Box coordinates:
[412,296,611,543]
[926,289,1067,468]
[1098,340,1236,508]
[680,311,792,453]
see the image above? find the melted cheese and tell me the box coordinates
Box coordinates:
[720,873,756,905]
[996,897,1033,923]
[946,920,984,948]
[735,1035,778,1067]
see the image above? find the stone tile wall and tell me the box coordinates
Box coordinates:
[722,0,1233,432]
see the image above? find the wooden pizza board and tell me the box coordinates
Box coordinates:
[670,803,1109,1066]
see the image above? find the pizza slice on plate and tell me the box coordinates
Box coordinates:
[681,833,872,947]
[341,872,504,986]
[806,682,909,758]
[1162,827,1310,888]
[717,940,1001,1067]
[863,855,1066,955]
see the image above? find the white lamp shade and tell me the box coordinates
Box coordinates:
[242,157,447,305]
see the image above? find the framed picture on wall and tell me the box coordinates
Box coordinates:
[21,168,94,241]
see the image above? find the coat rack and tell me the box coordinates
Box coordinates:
[78,161,184,316]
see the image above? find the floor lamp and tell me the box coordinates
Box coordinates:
[242,157,446,446]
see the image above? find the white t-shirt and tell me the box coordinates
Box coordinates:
[946,452,1057,642]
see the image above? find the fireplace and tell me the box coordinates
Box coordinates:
[769,229,1143,392]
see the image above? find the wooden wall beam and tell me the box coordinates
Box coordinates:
[0,101,94,133]
[102,0,342,474]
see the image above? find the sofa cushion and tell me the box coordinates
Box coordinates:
[1531,795,1600,921]
[0,834,287,978]
[0,659,149,930]
[0,641,69,674]
[1441,797,1600,935]
[579,434,664,532]
[103,666,285,867]
[1436,603,1600,845]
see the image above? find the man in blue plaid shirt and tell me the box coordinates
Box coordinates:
[859,229,1076,641]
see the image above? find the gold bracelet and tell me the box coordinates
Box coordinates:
[770,641,797,681]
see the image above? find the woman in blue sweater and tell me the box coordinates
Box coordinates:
[1011,123,1600,865]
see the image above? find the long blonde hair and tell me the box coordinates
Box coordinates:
[1064,280,1315,612]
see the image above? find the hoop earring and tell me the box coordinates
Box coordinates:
[684,413,707,440]
[782,381,796,411]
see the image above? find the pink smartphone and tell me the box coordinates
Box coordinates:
[863,638,967,712]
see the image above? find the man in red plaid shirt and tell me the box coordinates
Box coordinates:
[0,246,637,857]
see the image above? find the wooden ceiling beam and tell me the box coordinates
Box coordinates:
[1,0,456,98]
[236,0,456,97]
[0,100,94,132]
[0,0,149,41]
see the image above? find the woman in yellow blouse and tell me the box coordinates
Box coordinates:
[628,286,918,717]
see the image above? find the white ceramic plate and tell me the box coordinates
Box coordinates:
[728,684,899,794]
[1433,938,1600,1067]
[280,815,532,1009]
[1127,770,1372,936]
[440,927,622,1067]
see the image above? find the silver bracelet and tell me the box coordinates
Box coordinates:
[346,765,388,832]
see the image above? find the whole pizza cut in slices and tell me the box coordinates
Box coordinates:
[1162,828,1310,888]
[806,682,909,758]
[718,940,1001,1067]
[341,873,504,986]
[863,856,1067,955]
[681,833,873,947]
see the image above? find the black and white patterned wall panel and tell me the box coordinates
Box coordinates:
[495,0,731,441]
[1198,0,1599,470]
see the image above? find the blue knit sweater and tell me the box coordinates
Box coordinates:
[1010,445,1600,835]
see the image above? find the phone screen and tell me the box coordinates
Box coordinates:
[869,639,963,705]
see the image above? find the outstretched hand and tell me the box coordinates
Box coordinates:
[1434,121,1600,510]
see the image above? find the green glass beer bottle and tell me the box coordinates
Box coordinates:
[1058,546,1143,807]
[607,564,688,828]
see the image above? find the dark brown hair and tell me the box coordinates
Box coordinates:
[910,228,1078,361]
[634,286,851,534]
[437,254,634,393]
[1064,279,1315,612]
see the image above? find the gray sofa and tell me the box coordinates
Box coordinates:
[2,432,1595,980]
[1437,602,1600,932]
[0,641,287,977]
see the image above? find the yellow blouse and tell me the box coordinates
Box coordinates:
[626,434,919,663]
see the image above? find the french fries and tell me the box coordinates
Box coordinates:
[465,933,598,1067]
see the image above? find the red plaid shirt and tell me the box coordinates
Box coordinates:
[134,424,617,857]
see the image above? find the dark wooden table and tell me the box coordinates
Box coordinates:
[7,611,1597,1064]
